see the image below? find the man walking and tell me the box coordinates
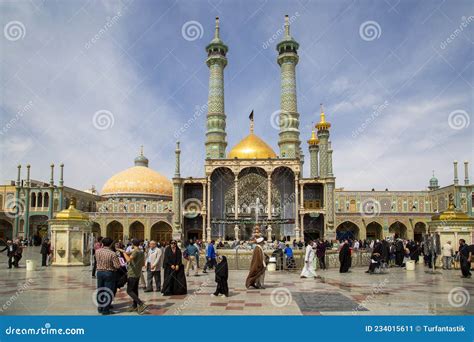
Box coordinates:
[95,237,121,315]
[120,239,148,314]
[245,237,267,289]
[92,236,103,278]
[316,239,327,270]
[185,239,199,276]
[144,240,162,292]
[4,240,17,269]
[442,240,453,270]
[203,240,216,273]
[459,239,472,278]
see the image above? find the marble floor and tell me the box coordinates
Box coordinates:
[0,247,472,316]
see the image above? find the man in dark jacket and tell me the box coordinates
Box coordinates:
[4,240,18,268]
[40,238,50,267]
[459,239,472,278]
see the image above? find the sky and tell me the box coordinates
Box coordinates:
[1,0,473,193]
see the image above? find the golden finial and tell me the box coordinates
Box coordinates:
[316,103,331,131]
[308,128,319,145]
[140,145,144,156]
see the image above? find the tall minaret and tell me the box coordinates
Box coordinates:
[307,128,319,178]
[172,141,182,239]
[277,15,301,159]
[205,17,228,159]
[317,104,331,178]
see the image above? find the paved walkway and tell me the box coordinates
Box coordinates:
[0,247,472,315]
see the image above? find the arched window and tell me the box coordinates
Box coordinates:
[44,193,49,208]
[37,193,43,208]
[31,193,37,207]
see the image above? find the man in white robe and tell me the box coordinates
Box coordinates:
[300,241,318,278]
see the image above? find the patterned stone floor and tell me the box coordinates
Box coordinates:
[0,247,472,316]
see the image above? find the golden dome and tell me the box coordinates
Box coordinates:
[102,165,172,197]
[55,199,89,221]
[228,133,277,159]
[431,195,471,221]
[102,148,172,197]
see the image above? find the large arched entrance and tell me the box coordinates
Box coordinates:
[0,219,13,240]
[29,215,49,241]
[106,220,123,242]
[150,221,172,245]
[271,166,295,240]
[336,221,360,241]
[129,221,145,240]
[230,167,276,240]
[366,222,383,240]
[211,167,234,240]
[414,222,426,242]
[389,221,407,239]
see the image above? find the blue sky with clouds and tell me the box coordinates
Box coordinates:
[1,0,472,192]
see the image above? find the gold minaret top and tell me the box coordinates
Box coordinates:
[307,128,319,145]
[316,103,331,131]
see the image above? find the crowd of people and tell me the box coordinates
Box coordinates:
[1,233,472,315]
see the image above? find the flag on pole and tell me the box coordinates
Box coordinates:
[249,110,254,121]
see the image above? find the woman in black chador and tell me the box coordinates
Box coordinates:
[212,256,229,297]
[162,240,187,295]
[339,240,352,273]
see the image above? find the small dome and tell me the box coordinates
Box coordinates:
[228,133,277,159]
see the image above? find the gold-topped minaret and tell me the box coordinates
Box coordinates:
[316,103,331,131]
[307,128,319,145]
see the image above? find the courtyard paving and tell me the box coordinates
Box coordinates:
[0,247,472,316]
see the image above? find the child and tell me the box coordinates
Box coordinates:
[212,255,229,297]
